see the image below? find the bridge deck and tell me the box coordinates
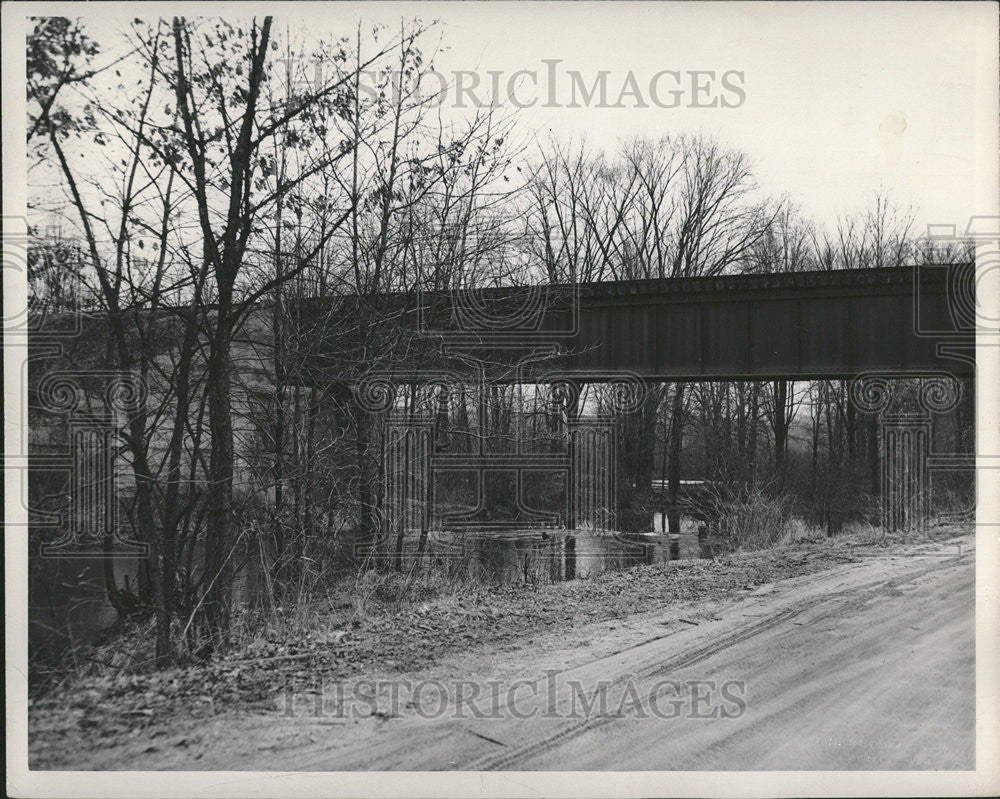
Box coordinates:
[302,264,974,383]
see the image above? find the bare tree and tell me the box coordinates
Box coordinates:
[530,133,775,533]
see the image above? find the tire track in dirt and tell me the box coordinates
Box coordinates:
[465,551,970,771]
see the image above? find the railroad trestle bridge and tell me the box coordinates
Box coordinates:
[334,264,975,543]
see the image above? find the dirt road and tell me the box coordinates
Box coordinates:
[34,534,975,771]
[484,543,976,771]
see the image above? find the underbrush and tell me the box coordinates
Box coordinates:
[704,482,796,552]
[348,567,470,617]
[698,481,967,555]
[29,509,972,699]
[208,562,489,674]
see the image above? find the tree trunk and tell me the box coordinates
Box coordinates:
[158,303,202,663]
[773,380,789,485]
[204,310,235,642]
[354,402,381,560]
[867,414,880,496]
[748,382,760,481]
[636,386,663,491]
[846,397,857,463]
[667,386,685,534]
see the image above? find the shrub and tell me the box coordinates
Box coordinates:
[703,481,795,553]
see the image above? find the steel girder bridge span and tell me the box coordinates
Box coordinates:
[329,264,975,546]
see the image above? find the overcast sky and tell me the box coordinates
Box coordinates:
[371,0,995,234]
[22,1,1000,236]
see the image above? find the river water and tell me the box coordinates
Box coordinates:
[425,523,702,586]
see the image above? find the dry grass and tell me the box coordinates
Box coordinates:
[706,482,796,552]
